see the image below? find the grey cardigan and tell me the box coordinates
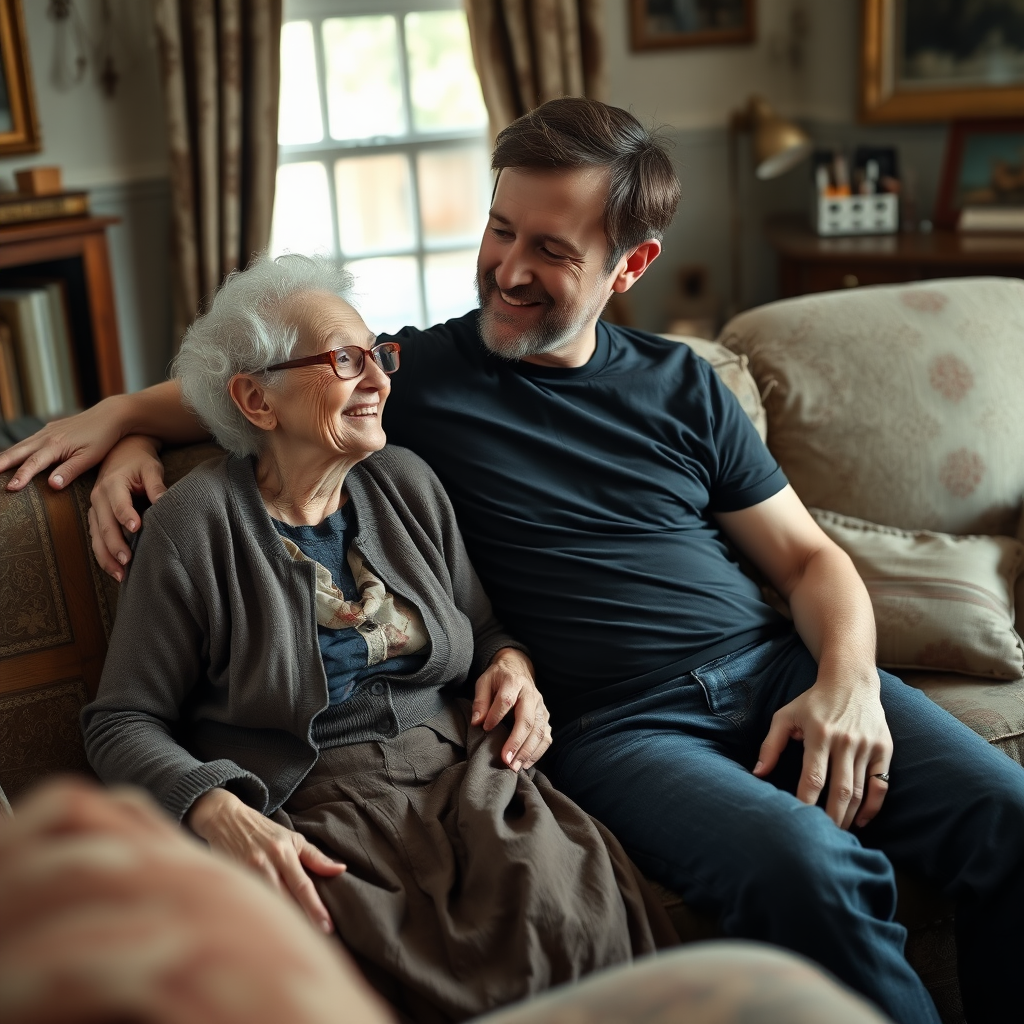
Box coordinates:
[82,448,525,821]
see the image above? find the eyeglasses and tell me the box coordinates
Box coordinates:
[266,342,401,380]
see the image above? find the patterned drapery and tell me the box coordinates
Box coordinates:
[152,0,282,343]
[463,0,607,136]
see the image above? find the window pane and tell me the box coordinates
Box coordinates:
[335,154,415,256]
[406,11,487,133]
[418,146,489,246]
[278,21,323,144]
[270,163,333,257]
[425,250,478,325]
[323,16,405,141]
[347,256,422,334]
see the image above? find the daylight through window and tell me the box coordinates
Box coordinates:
[273,0,490,333]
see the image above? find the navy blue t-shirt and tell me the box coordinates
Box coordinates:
[273,502,425,704]
[381,313,789,721]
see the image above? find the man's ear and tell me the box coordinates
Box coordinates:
[228,374,278,433]
[610,239,662,294]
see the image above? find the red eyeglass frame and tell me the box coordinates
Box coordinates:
[266,342,401,379]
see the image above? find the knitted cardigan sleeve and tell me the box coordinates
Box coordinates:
[81,514,269,822]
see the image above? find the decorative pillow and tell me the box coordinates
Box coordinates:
[721,278,1024,537]
[661,334,767,442]
[811,508,1024,680]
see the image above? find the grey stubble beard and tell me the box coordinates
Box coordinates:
[475,269,606,362]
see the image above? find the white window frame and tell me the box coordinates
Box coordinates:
[280,0,490,327]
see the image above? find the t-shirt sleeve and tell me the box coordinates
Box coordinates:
[702,361,788,513]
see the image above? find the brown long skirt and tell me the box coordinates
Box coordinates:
[278,700,675,1023]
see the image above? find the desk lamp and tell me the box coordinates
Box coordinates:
[728,95,812,314]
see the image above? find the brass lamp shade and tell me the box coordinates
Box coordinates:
[747,96,813,180]
[727,96,812,315]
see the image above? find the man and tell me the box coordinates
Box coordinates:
[3,98,1023,1023]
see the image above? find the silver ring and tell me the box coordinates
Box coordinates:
[870,772,890,784]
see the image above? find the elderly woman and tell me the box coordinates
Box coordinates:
[82,253,668,1024]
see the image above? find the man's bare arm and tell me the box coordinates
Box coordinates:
[0,379,207,493]
[716,485,892,831]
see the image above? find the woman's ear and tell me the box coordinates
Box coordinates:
[229,375,278,433]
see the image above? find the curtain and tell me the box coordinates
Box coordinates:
[464,0,607,137]
[152,0,283,342]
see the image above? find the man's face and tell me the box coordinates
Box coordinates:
[476,166,617,362]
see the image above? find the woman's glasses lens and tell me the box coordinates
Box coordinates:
[333,343,401,379]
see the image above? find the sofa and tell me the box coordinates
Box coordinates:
[3,276,1023,1024]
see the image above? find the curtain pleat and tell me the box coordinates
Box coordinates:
[465,0,607,136]
[153,0,282,344]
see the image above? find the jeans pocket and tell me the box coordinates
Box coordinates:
[690,641,768,727]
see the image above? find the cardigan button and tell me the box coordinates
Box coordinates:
[376,715,391,732]
[370,681,385,696]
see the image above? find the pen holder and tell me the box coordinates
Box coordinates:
[812,193,899,236]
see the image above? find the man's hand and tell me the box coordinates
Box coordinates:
[186,787,346,935]
[471,647,552,772]
[0,395,131,492]
[88,435,168,581]
[753,670,893,830]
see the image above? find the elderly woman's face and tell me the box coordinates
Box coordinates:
[267,290,390,460]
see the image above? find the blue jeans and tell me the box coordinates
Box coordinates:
[544,633,1024,1024]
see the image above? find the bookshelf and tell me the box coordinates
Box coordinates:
[0,215,123,413]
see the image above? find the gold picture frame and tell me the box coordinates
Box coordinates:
[630,0,755,51]
[861,0,1024,123]
[0,0,39,155]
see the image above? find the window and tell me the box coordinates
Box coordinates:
[273,0,491,334]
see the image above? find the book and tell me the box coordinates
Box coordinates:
[0,191,88,226]
[0,320,23,420]
[4,414,44,442]
[44,281,80,413]
[958,206,1024,233]
[9,277,81,413]
[0,289,65,418]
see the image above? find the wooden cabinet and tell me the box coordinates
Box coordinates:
[766,215,1024,299]
[0,215,123,407]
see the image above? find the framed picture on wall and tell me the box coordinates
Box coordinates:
[0,0,39,155]
[861,0,1024,123]
[629,0,755,51]
[935,118,1024,228]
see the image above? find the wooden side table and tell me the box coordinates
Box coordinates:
[766,214,1024,298]
[0,215,123,407]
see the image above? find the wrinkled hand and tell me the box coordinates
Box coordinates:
[89,434,168,581]
[187,787,346,935]
[471,647,552,772]
[753,672,892,830]
[0,395,129,493]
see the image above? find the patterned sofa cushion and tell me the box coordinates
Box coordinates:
[720,278,1024,538]
[811,509,1024,680]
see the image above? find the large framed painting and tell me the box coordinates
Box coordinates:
[0,0,39,155]
[861,0,1024,123]
[629,0,755,51]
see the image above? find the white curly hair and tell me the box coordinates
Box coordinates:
[171,252,355,457]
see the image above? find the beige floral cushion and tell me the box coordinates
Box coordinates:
[721,278,1024,537]
[661,335,767,441]
[812,509,1024,680]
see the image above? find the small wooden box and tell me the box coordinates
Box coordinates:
[14,166,63,196]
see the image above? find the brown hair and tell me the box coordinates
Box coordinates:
[492,98,680,271]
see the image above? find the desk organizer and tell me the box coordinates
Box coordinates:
[813,193,899,236]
